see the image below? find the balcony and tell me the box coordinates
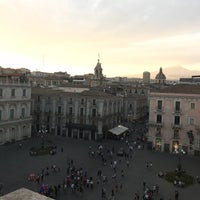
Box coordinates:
[45,111,52,114]
[172,123,181,129]
[172,134,180,139]
[173,109,182,115]
[0,116,32,125]
[195,125,200,132]
[148,121,164,127]
[66,113,75,116]
[155,107,164,113]
[55,112,64,116]
[155,132,162,137]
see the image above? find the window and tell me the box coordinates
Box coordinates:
[21,108,25,118]
[174,129,179,139]
[69,98,72,104]
[156,114,162,123]
[175,101,180,112]
[130,104,132,109]
[22,89,26,97]
[0,110,2,121]
[10,109,14,119]
[93,99,96,105]
[92,109,96,117]
[11,89,15,97]
[58,106,62,114]
[189,117,195,125]
[80,108,84,116]
[0,88,3,97]
[81,98,84,105]
[191,103,195,109]
[69,107,73,115]
[174,116,180,125]
[157,100,162,110]
[156,127,161,137]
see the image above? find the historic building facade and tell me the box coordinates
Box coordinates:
[31,88,123,140]
[0,75,32,145]
[31,85,149,140]
[148,84,200,155]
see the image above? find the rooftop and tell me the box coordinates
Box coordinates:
[31,87,115,98]
[151,84,200,94]
[0,188,54,200]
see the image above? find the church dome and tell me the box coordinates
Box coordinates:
[155,67,166,80]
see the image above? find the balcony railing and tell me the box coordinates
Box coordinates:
[0,116,32,125]
[155,132,162,137]
[173,134,180,139]
[195,125,200,132]
[173,109,182,114]
[155,107,164,113]
[148,121,164,127]
[55,112,64,116]
[172,123,181,129]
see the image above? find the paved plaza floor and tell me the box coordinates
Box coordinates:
[0,135,200,200]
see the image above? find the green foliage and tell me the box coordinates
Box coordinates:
[165,171,195,187]
[29,146,56,156]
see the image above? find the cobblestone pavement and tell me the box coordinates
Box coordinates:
[0,135,200,200]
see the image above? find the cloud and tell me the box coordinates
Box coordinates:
[0,0,200,76]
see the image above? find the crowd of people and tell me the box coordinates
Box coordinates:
[25,122,184,200]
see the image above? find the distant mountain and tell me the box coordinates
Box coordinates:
[132,66,200,80]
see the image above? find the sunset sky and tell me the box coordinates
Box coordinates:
[0,0,200,77]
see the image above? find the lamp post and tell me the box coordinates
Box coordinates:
[38,126,48,148]
[174,143,182,176]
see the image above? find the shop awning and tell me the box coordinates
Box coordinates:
[108,125,129,136]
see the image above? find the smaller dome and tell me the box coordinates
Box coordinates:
[155,67,166,80]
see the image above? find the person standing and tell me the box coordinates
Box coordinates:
[143,180,146,190]
[175,190,179,200]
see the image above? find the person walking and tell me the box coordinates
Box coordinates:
[143,180,146,190]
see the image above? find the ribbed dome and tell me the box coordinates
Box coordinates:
[155,67,166,79]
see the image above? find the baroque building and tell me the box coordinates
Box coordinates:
[147,84,200,155]
[0,74,32,144]
[31,87,123,140]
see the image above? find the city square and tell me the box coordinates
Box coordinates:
[0,132,200,200]
[1,1,200,200]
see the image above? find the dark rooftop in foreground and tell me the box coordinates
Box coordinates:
[0,188,54,200]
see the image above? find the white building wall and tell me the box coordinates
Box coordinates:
[0,82,32,144]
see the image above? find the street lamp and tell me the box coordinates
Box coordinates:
[174,143,182,176]
[38,127,48,148]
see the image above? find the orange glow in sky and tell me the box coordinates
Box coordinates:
[0,0,200,77]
